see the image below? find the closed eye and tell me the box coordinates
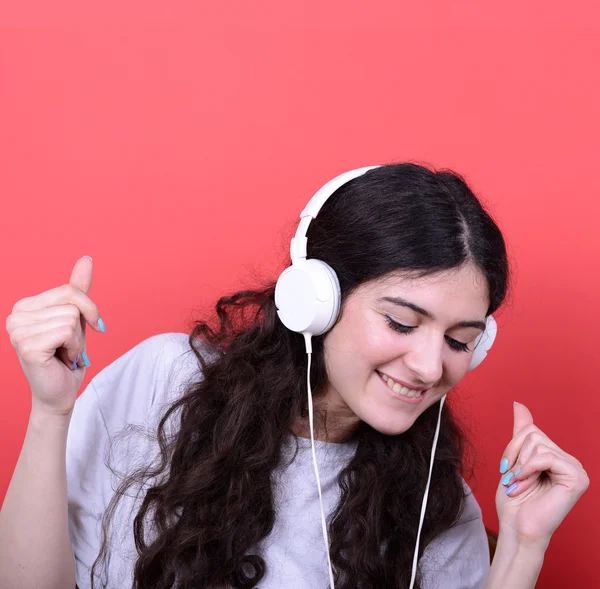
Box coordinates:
[385,316,471,353]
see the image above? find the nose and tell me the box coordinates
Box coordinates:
[402,334,444,386]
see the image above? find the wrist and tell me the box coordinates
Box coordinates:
[486,530,547,589]
[29,404,72,433]
[498,524,551,554]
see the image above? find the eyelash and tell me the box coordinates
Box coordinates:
[385,316,471,353]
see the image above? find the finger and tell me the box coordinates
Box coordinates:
[7,305,83,330]
[20,318,86,370]
[500,424,539,475]
[504,452,557,498]
[9,315,81,345]
[500,441,550,488]
[69,256,93,295]
[507,449,582,498]
[7,308,91,368]
[17,323,85,369]
[499,402,537,474]
[11,285,104,332]
[515,446,581,482]
[513,401,534,437]
[501,419,583,479]
[515,430,568,471]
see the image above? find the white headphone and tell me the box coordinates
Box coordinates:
[274,165,498,589]
[274,165,498,369]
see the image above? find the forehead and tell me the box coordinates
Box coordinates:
[356,264,490,316]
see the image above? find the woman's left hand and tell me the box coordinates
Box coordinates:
[495,402,590,549]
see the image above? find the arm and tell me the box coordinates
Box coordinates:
[0,408,77,589]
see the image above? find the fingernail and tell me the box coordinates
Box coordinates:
[83,255,93,261]
[505,482,518,495]
[500,457,509,474]
[98,317,106,332]
[514,468,521,477]
[501,471,514,486]
[72,353,82,371]
[82,350,91,367]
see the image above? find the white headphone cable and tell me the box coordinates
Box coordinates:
[408,393,446,589]
[304,333,336,589]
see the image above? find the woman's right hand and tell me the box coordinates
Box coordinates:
[5,256,106,417]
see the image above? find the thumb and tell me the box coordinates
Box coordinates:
[513,401,534,437]
[69,255,93,295]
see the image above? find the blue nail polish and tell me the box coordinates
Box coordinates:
[501,472,514,486]
[514,468,521,476]
[500,457,509,474]
[82,350,91,367]
[505,482,518,495]
[72,359,78,371]
[98,318,106,332]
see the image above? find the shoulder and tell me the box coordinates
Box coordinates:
[67,332,214,455]
[419,478,490,589]
[66,332,205,462]
[88,332,206,431]
[456,477,484,524]
[92,332,197,393]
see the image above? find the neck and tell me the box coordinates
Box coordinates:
[292,404,360,444]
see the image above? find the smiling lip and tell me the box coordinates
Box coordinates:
[376,372,427,404]
[376,371,429,392]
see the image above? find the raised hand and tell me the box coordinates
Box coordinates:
[495,402,589,548]
[5,256,106,417]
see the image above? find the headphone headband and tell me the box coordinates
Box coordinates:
[290,166,380,263]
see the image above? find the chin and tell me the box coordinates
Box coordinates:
[362,414,416,437]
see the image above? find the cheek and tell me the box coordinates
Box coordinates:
[323,317,391,382]
[343,317,401,368]
[350,310,396,348]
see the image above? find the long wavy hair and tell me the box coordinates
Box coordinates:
[91,163,509,589]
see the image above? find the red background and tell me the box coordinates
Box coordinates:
[1,3,598,587]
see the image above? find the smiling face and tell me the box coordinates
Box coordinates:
[319,262,490,440]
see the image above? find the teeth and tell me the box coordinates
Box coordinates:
[380,373,424,398]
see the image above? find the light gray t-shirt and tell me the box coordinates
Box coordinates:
[66,332,490,589]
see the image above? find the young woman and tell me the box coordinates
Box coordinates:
[1,163,589,589]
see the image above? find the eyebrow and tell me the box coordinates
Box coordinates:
[378,296,487,331]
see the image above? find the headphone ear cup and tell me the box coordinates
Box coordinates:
[467,315,498,372]
[275,259,341,336]
[317,261,342,333]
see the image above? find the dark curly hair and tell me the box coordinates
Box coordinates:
[91,163,509,589]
